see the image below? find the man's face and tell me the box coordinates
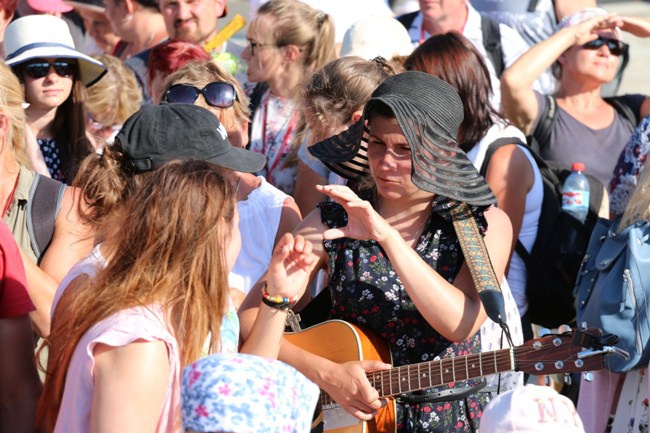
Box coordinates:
[418,0,466,21]
[159,0,225,45]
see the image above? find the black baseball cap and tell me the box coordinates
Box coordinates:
[116,104,266,173]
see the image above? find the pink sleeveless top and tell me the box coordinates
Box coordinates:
[53,305,181,433]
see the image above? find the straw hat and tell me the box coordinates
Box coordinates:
[4,15,107,87]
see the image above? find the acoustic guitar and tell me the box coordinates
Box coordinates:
[285,320,612,433]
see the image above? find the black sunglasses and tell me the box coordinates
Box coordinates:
[24,60,76,79]
[582,36,628,56]
[164,82,237,108]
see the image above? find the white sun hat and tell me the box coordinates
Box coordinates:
[4,14,107,87]
[340,15,414,60]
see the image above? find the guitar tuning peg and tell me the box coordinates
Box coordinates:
[583,372,593,383]
[558,324,572,334]
[564,373,572,385]
[538,328,551,337]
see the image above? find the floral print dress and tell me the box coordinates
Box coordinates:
[322,197,489,433]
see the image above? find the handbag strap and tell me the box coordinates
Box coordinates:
[451,203,508,329]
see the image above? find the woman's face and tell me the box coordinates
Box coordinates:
[562,31,622,84]
[22,57,74,111]
[77,8,120,53]
[103,0,131,38]
[366,114,422,200]
[241,15,284,84]
[225,204,241,272]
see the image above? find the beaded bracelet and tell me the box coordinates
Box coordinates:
[261,284,299,311]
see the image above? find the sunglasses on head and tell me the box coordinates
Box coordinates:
[24,60,76,79]
[164,82,237,108]
[582,36,628,56]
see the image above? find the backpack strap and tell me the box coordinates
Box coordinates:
[26,174,66,263]
[479,136,533,262]
[247,82,269,144]
[605,95,642,127]
[481,15,505,78]
[529,94,557,154]
[397,11,419,30]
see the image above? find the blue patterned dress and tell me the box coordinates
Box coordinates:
[321,197,489,433]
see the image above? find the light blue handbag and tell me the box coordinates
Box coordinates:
[575,218,650,373]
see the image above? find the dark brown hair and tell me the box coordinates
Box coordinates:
[404,32,499,152]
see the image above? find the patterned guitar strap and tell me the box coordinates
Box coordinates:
[451,202,511,344]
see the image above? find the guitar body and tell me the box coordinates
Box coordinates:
[287,321,609,433]
[285,320,396,433]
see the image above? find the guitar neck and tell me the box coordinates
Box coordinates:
[320,348,514,406]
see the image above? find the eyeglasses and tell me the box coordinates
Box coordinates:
[24,60,76,79]
[582,36,628,56]
[246,38,285,56]
[164,82,237,108]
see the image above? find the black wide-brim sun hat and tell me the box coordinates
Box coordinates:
[309,71,496,207]
[116,104,267,174]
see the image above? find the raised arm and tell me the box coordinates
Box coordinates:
[317,185,512,341]
[238,209,391,420]
[501,13,623,134]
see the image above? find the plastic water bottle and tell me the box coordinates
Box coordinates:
[561,162,590,223]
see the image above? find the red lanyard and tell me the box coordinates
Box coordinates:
[261,96,298,179]
[1,175,18,219]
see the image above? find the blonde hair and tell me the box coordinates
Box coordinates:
[0,60,29,167]
[39,160,235,432]
[164,60,250,125]
[620,158,650,230]
[256,0,336,77]
[86,54,142,127]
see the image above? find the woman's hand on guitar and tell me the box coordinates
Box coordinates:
[320,359,391,421]
[265,233,314,300]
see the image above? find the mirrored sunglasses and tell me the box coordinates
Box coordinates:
[582,36,628,56]
[164,82,237,108]
[24,60,76,79]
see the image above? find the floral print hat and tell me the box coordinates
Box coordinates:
[182,353,320,433]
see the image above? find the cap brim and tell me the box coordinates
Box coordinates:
[63,0,105,12]
[208,146,266,174]
[307,119,370,180]
[6,47,107,87]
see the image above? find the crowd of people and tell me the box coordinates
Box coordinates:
[1,0,650,432]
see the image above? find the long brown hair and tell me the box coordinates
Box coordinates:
[404,32,499,152]
[38,160,235,432]
[16,60,94,180]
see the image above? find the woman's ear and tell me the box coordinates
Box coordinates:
[282,44,302,63]
[349,110,363,126]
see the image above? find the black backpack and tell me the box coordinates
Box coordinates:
[397,12,505,77]
[480,138,601,328]
[479,96,642,328]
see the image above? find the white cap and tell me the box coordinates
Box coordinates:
[480,385,586,433]
[340,16,413,60]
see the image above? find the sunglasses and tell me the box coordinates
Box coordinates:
[582,36,628,56]
[24,60,76,79]
[164,82,237,108]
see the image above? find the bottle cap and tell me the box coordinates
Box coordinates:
[571,162,585,172]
